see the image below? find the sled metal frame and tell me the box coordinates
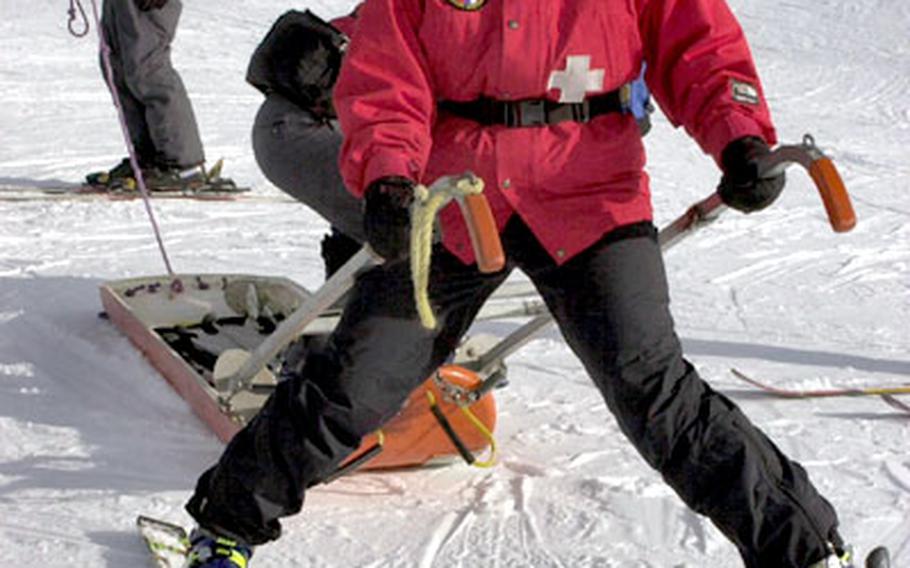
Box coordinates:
[98,193,713,442]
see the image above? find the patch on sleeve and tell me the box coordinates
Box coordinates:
[731,79,761,106]
[445,0,488,11]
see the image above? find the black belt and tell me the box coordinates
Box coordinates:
[438,87,628,127]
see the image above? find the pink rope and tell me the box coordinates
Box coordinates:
[68,0,182,291]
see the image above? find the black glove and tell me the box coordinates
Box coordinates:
[718,136,785,213]
[134,0,168,11]
[363,176,416,261]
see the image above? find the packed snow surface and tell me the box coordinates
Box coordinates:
[1,0,908,566]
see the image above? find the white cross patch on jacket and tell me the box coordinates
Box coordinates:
[547,55,605,103]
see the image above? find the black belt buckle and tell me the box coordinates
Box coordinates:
[574,100,592,123]
[517,99,546,127]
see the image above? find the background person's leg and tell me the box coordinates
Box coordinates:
[99,0,155,165]
[107,0,204,168]
[252,94,365,241]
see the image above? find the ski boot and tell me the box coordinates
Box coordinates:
[184,526,253,568]
[84,158,203,192]
[120,159,241,195]
[139,164,207,192]
[84,157,136,188]
[809,545,890,568]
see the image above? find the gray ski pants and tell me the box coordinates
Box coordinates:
[186,219,841,568]
[101,0,204,168]
[251,93,365,242]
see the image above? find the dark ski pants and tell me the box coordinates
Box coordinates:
[187,218,840,568]
[101,0,204,168]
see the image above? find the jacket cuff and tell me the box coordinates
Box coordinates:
[701,113,777,165]
[358,152,420,198]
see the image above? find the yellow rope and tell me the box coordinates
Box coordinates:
[459,404,497,468]
[409,174,485,329]
[425,389,497,468]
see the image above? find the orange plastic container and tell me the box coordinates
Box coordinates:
[345,365,497,470]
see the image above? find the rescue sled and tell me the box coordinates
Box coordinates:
[98,269,536,470]
[100,142,855,474]
[101,174,516,472]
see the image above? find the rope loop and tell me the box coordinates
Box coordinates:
[67,0,90,38]
[409,173,485,329]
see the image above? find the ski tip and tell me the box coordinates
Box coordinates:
[137,514,189,536]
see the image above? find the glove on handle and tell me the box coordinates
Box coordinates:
[718,136,785,213]
[365,174,506,272]
[363,176,415,262]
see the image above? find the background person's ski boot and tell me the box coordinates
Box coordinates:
[84,158,247,197]
[117,159,244,195]
[121,162,209,193]
[84,157,138,188]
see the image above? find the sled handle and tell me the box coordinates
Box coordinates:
[222,175,504,394]
[458,136,856,390]
[808,157,855,233]
[757,134,856,232]
[458,193,505,273]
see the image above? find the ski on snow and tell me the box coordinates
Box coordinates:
[0,183,266,203]
[137,515,190,568]
[730,368,910,415]
[0,159,291,203]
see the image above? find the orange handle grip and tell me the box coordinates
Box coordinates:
[458,193,506,273]
[809,157,856,233]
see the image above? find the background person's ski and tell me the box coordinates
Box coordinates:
[0,158,265,201]
[0,184,288,202]
[731,368,910,415]
[137,515,190,568]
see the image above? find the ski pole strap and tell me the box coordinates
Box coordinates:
[757,133,856,232]
[410,173,505,329]
[69,0,179,281]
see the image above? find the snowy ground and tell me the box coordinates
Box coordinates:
[1,0,909,566]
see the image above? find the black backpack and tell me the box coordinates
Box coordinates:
[246,10,349,118]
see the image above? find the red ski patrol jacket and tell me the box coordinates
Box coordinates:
[335,0,777,265]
